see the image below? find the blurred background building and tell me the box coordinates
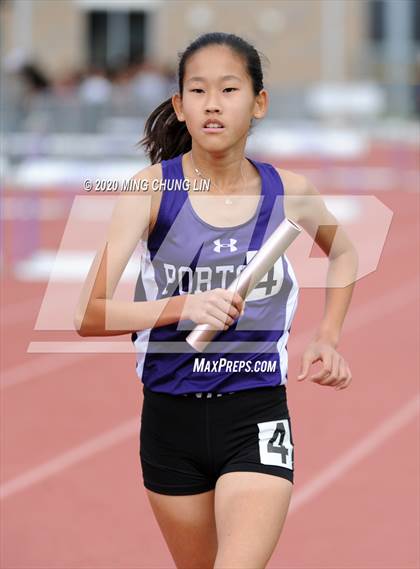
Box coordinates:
[1,0,419,138]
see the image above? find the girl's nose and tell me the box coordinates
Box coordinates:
[205,94,222,113]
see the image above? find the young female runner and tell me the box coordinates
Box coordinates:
[75,32,358,569]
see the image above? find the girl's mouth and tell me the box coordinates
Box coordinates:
[202,120,225,133]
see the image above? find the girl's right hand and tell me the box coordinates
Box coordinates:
[183,288,245,330]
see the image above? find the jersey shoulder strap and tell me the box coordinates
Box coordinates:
[147,153,188,253]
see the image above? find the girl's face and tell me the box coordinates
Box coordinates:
[172,45,267,151]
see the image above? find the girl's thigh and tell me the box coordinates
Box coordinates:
[214,471,293,569]
[145,487,218,569]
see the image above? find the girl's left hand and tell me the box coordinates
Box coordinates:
[297,340,352,391]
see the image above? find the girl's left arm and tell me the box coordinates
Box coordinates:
[284,173,359,391]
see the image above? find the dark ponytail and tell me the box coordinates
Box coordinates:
[139,32,266,164]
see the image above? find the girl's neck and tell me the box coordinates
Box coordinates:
[187,149,249,194]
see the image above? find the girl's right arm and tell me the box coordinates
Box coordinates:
[74,167,243,337]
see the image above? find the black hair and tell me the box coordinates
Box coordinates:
[138,32,266,164]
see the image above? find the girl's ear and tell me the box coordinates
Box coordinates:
[172,93,185,122]
[253,89,268,120]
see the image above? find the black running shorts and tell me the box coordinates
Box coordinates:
[140,383,294,495]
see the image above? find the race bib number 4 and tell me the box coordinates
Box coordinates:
[257,419,294,470]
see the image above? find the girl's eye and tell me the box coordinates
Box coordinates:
[189,88,238,93]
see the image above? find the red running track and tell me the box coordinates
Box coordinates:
[1,151,419,568]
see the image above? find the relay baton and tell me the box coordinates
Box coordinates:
[185,217,302,352]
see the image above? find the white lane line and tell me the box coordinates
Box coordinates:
[289,393,420,514]
[0,417,139,500]
[1,353,95,390]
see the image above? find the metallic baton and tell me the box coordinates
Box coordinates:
[185,217,302,352]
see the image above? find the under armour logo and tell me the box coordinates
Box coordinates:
[213,238,238,253]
